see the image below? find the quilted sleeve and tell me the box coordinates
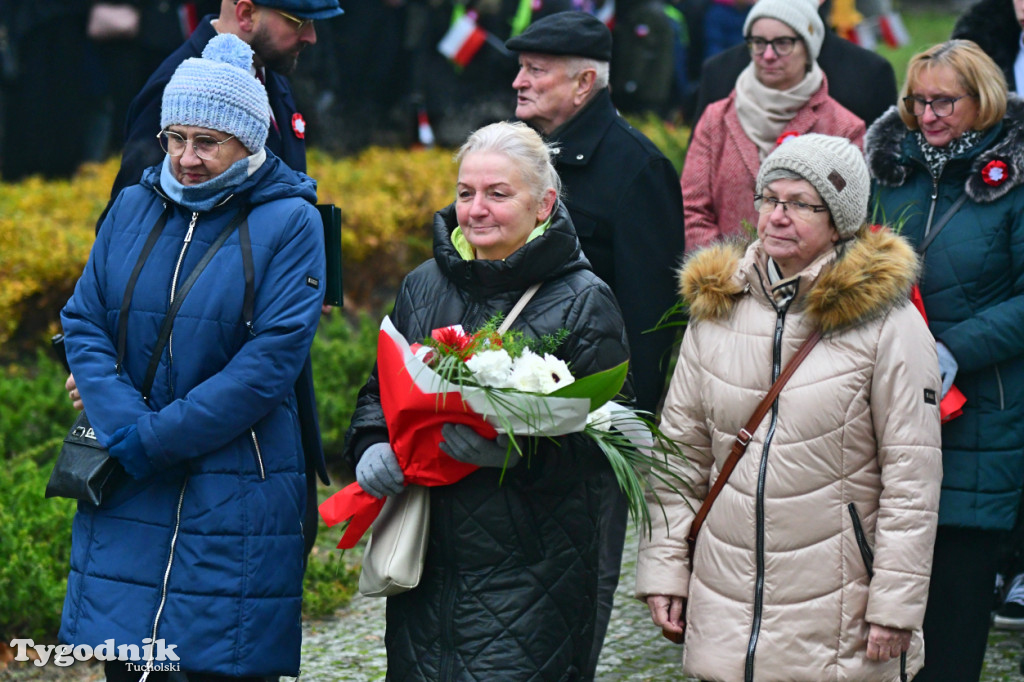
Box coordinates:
[635,324,713,600]
[865,305,943,631]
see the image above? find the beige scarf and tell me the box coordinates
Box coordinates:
[734,62,824,160]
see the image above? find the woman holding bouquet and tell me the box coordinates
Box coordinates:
[636,134,943,681]
[343,121,632,679]
[865,40,1024,681]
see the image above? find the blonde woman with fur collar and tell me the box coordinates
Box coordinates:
[637,134,943,681]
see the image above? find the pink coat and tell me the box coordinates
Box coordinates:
[682,77,866,254]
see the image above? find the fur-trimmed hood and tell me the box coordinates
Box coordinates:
[679,228,920,333]
[865,97,1024,203]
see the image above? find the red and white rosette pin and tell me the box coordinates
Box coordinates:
[291,112,306,139]
[776,131,800,147]
[981,159,1008,187]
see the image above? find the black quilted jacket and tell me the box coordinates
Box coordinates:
[344,201,632,681]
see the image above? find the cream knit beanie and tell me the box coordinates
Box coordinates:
[743,0,825,61]
[757,134,869,238]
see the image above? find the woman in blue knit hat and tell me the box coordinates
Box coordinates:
[59,33,325,682]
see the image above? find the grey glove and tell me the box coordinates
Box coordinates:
[439,423,520,469]
[355,442,404,499]
[936,341,958,398]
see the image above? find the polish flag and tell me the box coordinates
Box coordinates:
[417,109,435,148]
[438,13,489,68]
[850,22,877,50]
[595,0,615,30]
[878,12,910,48]
[179,3,200,37]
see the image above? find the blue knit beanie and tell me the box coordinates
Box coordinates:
[161,34,269,153]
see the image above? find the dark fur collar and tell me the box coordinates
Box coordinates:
[866,96,1024,203]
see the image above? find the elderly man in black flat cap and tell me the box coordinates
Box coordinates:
[507,12,685,679]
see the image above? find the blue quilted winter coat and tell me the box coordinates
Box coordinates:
[343,202,632,681]
[59,151,325,677]
[867,99,1024,530]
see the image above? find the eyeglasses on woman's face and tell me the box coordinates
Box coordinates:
[157,129,237,161]
[746,36,799,57]
[754,194,829,221]
[902,95,969,119]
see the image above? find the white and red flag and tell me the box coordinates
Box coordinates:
[438,13,489,68]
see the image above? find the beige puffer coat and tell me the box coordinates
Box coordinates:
[636,229,943,682]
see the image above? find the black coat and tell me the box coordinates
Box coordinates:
[952,0,1020,92]
[691,29,897,130]
[547,89,684,413]
[343,201,632,680]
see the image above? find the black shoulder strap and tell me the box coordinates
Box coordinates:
[238,219,256,335]
[917,192,968,255]
[141,207,251,400]
[116,206,171,374]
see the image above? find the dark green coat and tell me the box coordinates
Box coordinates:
[866,99,1024,530]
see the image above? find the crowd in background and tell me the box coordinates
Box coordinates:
[0,0,910,180]
[17,0,1024,680]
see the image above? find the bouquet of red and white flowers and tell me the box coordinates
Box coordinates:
[319,314,687,548]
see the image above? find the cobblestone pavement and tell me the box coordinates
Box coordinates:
[9,525,1024,681]
[297,523,1024,682]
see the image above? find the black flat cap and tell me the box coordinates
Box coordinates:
[505,11,612,61]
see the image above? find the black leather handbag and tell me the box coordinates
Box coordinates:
[46,206,253,506]
[46,412,126,506]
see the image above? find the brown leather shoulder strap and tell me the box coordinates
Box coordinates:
[686,329,822,551]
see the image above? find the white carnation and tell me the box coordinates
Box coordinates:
[465,349,513,387]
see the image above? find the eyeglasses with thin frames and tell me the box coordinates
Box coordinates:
[745,36,799,57]
[157,130,237,161]
[902,95,969,118]
[754,194,829,221]
[274,9,313,32]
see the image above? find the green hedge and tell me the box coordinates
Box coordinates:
[0,312,382,640]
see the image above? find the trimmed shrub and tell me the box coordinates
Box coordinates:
[0,439,75,641]
[1,352,78,457]
[0,148,455,356]
[0,162,115,358]
[311,310,384,464]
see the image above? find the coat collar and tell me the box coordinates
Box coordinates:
[866,96,1024,203]
[546,89,617,167]
[720,73,838,179]
[432,200,589,299]
[141,147,317,209]
[679,228,920,333]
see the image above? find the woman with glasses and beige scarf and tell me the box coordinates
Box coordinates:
[681,0,865,254]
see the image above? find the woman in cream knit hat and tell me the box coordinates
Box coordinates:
[639,134,943,681]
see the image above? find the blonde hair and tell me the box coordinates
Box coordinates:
[455,121,562,201]
[900,40,1007,131]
